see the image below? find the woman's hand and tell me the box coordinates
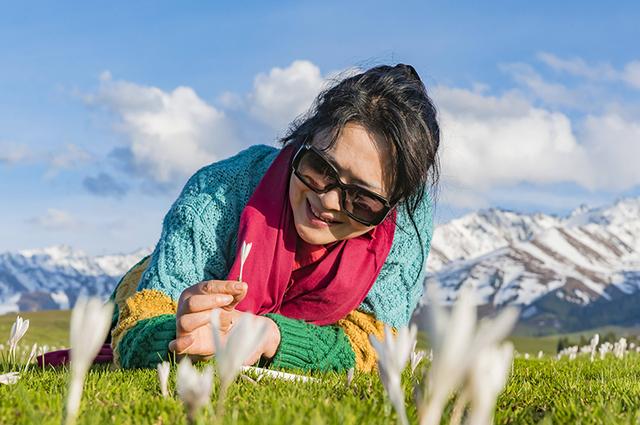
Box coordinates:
[168,279,281,364]
[169,280,246,360]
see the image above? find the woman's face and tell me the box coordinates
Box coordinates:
[289,122,393,245]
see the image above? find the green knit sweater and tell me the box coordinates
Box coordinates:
[110,144,433,370]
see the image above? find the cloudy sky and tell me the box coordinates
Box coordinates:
[1,1,639,255]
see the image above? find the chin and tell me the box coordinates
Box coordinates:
[294,223,337,245]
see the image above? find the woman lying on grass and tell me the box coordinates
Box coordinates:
[109,63,441,371]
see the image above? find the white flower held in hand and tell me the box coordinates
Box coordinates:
[369,324,417,425]
[238,241,253,282]
[0,372,20,385]
[177,357,213,424]
[8,315,30,363]
[64,297,114,425]
[157,361,171,398]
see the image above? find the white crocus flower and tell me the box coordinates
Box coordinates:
[418,286,519,425]
[410,340,426,376]
[614,337,627,359]
[210,310,268,413]
[369,324,417,425]
[8,315,30,363]
[22,343,38,372]
[466,342,515,425]
[177,357,213,423]
[346,367,355,386]
[589,334,599,362]
[238,241,253,282]
[157,361,171,398]
[0,372,20,385]
[64,298,114,425]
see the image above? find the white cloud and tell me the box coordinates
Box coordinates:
[537,52,618,81]
[27,209,82,231]
[622,61,640,89]
[537,52,640,89]
[0,142,31,165]
[430,80,640,209]
[44,144,92,179]
[433,85,594,194]
[500,63,581,108]
[85,72,237,184]
[579,113,640,191]
[248,60,326,131]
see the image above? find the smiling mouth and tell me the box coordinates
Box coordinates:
[306,199,340,224]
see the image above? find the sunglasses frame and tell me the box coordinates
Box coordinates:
[291,141,394,226]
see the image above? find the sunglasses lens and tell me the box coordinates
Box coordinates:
[294,146,389,225]
[344,188,387,224]
[296,149,337,190]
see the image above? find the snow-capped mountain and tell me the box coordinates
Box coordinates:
[0,245,151,314]
[424,197,640,332]
[2,197,639,332]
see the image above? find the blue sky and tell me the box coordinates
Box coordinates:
[1,1,639,255]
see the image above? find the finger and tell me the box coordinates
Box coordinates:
[177,311,212,334]
[179,293,235,315]
[225,283,248,310]
[178,310,235,334]
[169,335,195,355]
[198,280,247,297]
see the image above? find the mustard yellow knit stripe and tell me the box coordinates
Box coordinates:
[114,256,151,311]
[111,286,177,366]
[337,310,395,372]
[112,289,177,365]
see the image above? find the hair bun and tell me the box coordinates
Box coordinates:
[395,64,422,82]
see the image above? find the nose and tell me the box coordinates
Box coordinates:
[316,187,342,212]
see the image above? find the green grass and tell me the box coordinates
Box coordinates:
[0,310,70,348]
[3,310,640,424]
[3,356,640,424]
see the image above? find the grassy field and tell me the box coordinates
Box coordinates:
[3,356,640,423]
[3,310,640,424]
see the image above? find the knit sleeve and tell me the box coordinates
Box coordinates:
[264,310,391,373]
[110,145,279,369]
[111,199,223,368]
[359,188,434,328]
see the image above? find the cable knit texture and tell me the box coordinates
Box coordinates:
[111,144,433,369]
[265,313,355,371]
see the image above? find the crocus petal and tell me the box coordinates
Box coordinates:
[369,324,415,425]
[157,362,171,398]
[211,311,268,389]
[65,298,114,425]
[0,372,20,385]
[177,357,213,422]
[466,342,514,425]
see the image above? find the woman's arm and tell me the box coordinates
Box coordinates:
[110,145,279,369]
[262,310,386,372]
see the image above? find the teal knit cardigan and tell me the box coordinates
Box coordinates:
[111,144,433,369]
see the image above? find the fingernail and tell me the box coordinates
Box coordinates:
[234,282,245,290]
[219,294,234,303]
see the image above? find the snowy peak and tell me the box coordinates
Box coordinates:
[424,196,640,331]
[427,207,560,271]
[0,245,152,314]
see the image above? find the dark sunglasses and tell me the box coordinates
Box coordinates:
[291,142,394,226]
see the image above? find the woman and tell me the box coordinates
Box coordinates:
[109,63,441,371]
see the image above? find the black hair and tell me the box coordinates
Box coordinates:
[279,63,441,268]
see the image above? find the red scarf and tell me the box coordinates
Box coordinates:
[227,143,396,325]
